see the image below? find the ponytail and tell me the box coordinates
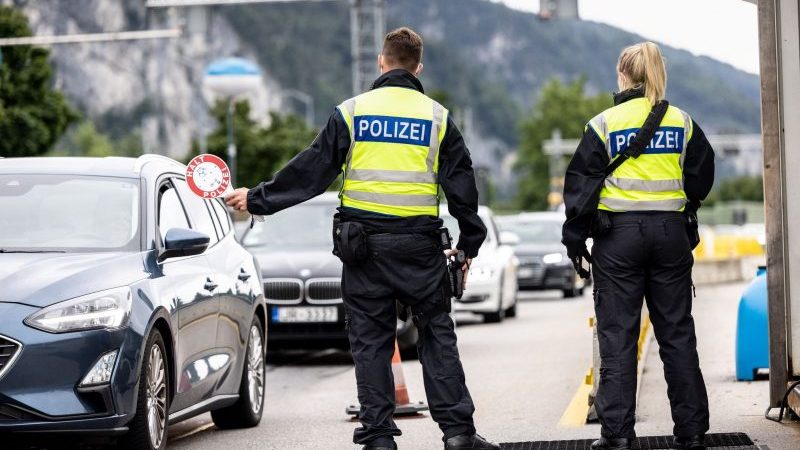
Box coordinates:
[617,42,667,106]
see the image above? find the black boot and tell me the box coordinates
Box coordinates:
[590,437,632,450]
[674,435,706,450]
[444,433,501,450]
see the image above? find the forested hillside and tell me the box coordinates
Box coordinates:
[224,0,761,147]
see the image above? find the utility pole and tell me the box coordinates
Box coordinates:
[543,129,578,209]
[350,0,385,95]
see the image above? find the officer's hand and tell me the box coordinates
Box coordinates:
[225,188,250,212]
[565,241,592,279]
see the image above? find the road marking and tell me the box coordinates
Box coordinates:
[558,314,652,428]
[558,381,592,427]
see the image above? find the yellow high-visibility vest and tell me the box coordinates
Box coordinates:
[336,87,448,217]
[587,97,693,212]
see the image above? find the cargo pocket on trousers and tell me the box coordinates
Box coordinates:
[593,287,620,333]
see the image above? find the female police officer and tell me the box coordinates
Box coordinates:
[562,42,715,450]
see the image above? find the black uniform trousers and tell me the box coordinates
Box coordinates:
[342,232,476,446]
[591,212,709,439]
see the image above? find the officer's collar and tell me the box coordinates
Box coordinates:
[613,86,645,105]
[371,69,425,93]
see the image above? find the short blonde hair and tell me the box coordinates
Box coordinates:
[617,42,667,106]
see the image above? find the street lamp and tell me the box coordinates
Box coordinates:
[203,57,262,186]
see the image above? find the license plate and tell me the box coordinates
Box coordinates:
[518,268,537,278]
[271,306,338,323]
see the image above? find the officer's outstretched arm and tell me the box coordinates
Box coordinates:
[243,112,351,216]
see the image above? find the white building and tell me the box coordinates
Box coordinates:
[539,0,579,20]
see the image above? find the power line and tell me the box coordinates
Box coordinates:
[0,29,182,47]
[145,0,333,7]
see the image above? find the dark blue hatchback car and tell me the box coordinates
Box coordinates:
[0,156,266,449]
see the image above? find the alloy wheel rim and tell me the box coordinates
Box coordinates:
[246,325,265,414]
[146,344,167,449]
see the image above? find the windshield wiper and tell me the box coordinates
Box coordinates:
[0,249,67,253]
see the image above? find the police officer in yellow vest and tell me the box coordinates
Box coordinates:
[562,42,714,450]
[226,27,498,450]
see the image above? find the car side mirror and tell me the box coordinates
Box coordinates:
[158,228,210,262]
[499,231,521,246]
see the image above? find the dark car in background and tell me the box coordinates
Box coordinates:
[496,212,586,298]
[240,192,419,355]
[0,156,266,450]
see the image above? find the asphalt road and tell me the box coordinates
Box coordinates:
[12,283,800,449]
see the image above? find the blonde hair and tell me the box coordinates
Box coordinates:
[617,42,667,106]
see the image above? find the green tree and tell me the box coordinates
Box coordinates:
[201,100,317,189]
[51,121,113,157]
[515,77,612,210]
[0,6,77,157]
[705,175,764,205]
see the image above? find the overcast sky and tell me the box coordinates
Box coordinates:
[494,0,760,74]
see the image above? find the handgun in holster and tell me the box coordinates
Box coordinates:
[438,227,465,300]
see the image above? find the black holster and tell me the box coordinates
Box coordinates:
[332,215,369,265]
[685,210,701,250]
[591,210,613,237]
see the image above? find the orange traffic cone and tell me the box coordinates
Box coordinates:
[346,338,429,417]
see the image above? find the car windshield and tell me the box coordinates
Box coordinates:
[499,219,562,244]
[440,213,492,246]
[243,202,336,250]
[0,174,140,252]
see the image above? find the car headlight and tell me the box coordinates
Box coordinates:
[25,287,132,333]
[468,266,495,282]
[542,252,566,265]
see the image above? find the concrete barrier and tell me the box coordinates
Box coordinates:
[692,256,765,285]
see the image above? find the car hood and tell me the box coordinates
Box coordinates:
[512,242,565,257]
[251,247,342,279]
[0,252,148,308]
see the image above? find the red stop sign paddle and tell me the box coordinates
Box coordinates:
[186,154,231,199]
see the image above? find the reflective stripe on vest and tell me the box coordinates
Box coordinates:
[587,98,693,212]
[336,87,447,217]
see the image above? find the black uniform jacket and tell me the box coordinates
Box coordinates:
[561,89,716,247]
[247,69,487,258]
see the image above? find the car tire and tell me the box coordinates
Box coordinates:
[483,294,504,323]
[211,317,265,429]
[505,300,517,318]
[121,330,169,450]
[563,287,581,298]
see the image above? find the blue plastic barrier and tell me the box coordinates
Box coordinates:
[735,267,769,381]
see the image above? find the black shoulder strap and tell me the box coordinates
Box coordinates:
[603,100,669,177]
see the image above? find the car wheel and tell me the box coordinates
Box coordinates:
[505,300,517,318]
[563,287,581,298]
[121,330,169,450]
[483,295,504,323]
[211,317,265,429]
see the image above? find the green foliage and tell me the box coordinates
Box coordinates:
[515,77,612,210]
[705,175,764,205]
[201,100,317,189]
[0,6,77,157]
[51,121,143,158]
[51,121,112,157]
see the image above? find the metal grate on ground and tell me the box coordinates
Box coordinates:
[500,432,758,450]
